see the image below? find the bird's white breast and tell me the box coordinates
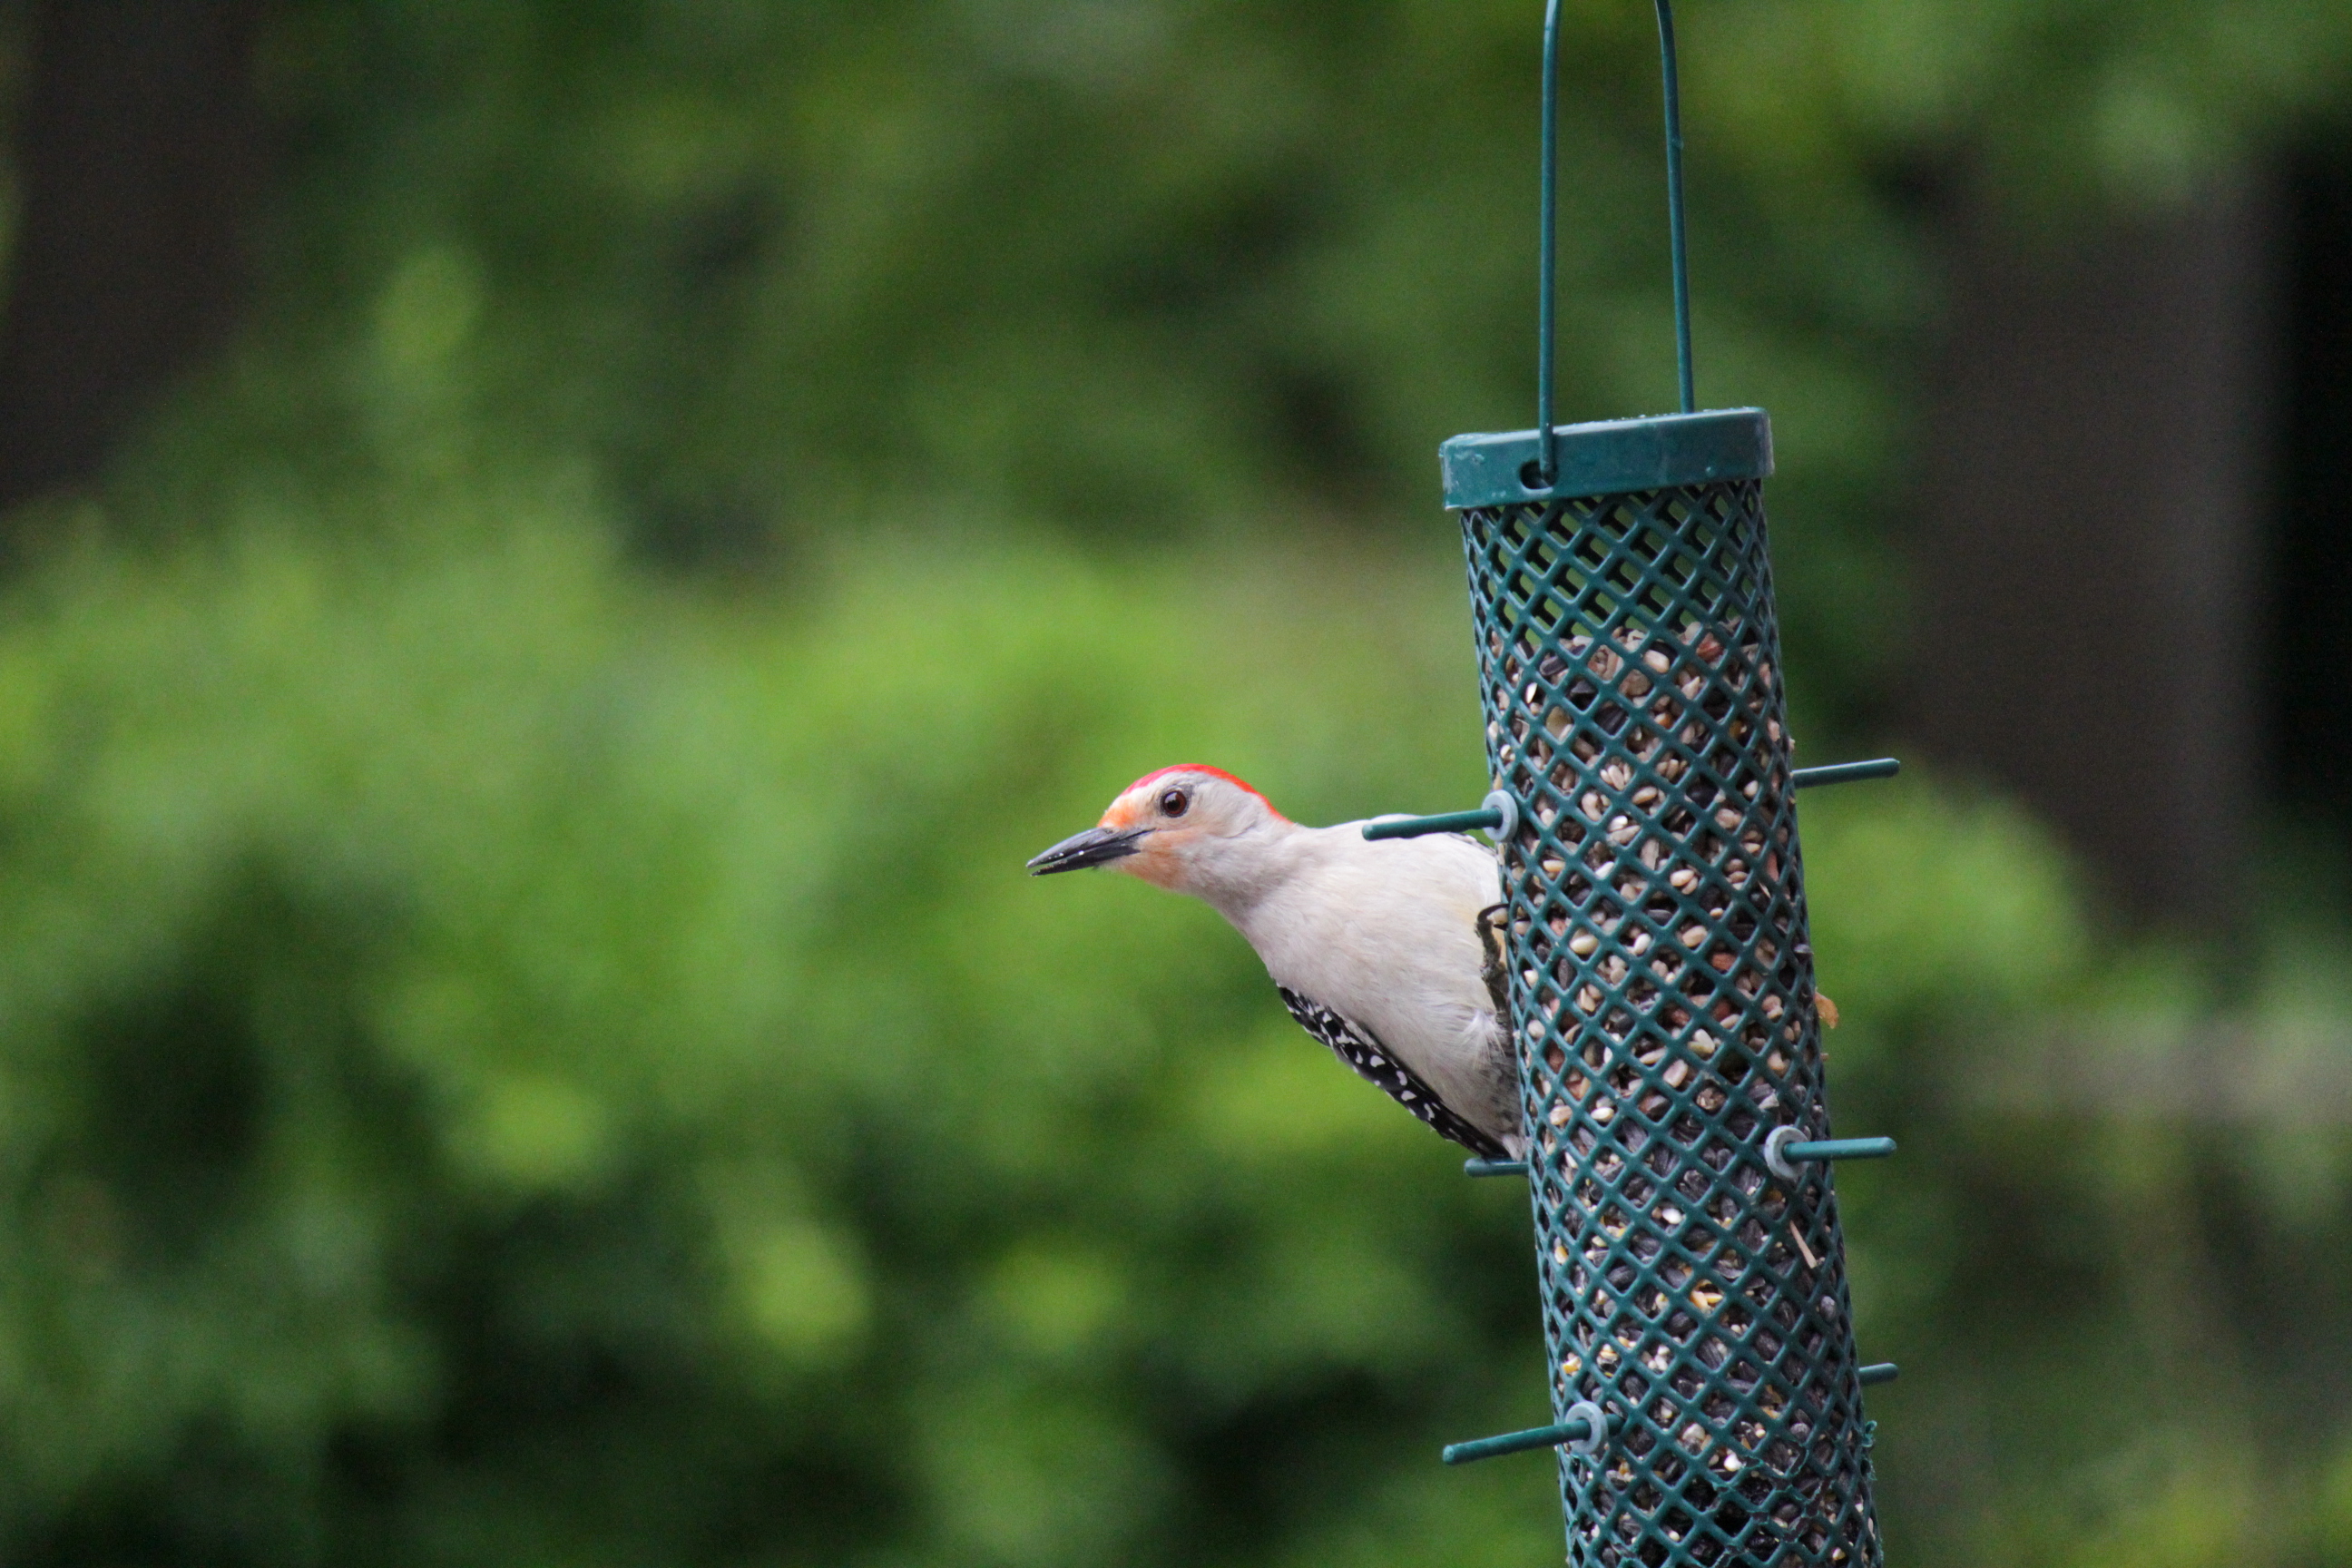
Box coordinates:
[1225,826,1507,1124]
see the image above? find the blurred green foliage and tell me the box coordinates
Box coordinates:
[1,1,2350,1565]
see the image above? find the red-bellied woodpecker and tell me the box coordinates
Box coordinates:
[1028,765,1524,1158]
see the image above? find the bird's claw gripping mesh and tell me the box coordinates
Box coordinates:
[1458,466,1879,1568]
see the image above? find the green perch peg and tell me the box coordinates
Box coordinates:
[1766,1127,1896,1181]
[1363,807,1502,841]
[1443,1401,1611,1465]
[1368,759,1896,844]
[1363,789,1518,843]
[1791,757,1900,789]
[1783,1136,1897,1162]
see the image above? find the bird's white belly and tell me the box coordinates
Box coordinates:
[1235,830,1516,1142]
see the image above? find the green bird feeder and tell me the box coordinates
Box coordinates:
[1374,5,1900,1564]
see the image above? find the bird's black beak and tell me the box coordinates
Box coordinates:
[1027,825,1148,875]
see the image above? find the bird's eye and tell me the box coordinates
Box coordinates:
[1159,788,1190,818]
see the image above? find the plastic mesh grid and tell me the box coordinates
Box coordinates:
[1460,479,1880,1568]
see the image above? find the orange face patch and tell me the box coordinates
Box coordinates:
[1099,793,1150,832]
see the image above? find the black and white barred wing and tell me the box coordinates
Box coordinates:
[1274,985,1510,1160]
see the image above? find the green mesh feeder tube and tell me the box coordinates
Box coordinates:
[1454,414,1883,1568]
[1383,5,1896,1564]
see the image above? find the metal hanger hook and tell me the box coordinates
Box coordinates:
[1537,0,1695,482]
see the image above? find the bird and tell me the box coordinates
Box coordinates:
[1028,765,1524,1159]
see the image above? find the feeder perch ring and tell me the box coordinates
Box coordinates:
[1482,789,1520,845]
[1765,1124,1802,1181]
[1561,1399,1607,1457]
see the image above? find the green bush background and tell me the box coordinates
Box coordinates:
[1,2,2350,1564]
